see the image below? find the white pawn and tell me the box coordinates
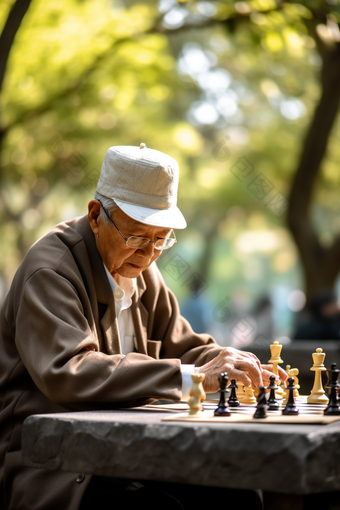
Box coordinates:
[188,373,206,415]
[268,341,284,400]
[286,365,300,397]
[307,348,329,404]
[236,381,256,404]
[244,386,257,404]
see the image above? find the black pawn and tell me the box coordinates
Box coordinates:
[228,379,240,407]
[253,386,267,419]
[267,375,279,411]
[214,372,231,416]
[282,377,299,415]
[324,370,331,400]
[324,363,340,415]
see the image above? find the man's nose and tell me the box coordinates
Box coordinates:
[138,241,156,257]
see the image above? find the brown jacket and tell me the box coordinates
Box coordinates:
[0,215,222,510]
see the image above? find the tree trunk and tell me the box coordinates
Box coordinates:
[287,40,340,302]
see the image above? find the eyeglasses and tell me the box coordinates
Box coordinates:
[99,201,177,250]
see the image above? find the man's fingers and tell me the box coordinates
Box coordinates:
[278,366,288,381]
[261,364,288,382]
[236,351,263,378]
[261,369,279,384]
[229,368,252,388]
[199,348,265,392]
[236,361,263,387]
[235,350,262,366]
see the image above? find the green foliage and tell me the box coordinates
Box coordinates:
[1,0,340,333]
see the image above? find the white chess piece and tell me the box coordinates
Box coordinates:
[268,341,284,400]
[236,381,256,404]
[307,348,329,404]
[286,365,300,398]
[188,373,206,414]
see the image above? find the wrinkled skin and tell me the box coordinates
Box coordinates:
[88,200,171,282]
[195,347,288,392]
[88,200,287,392]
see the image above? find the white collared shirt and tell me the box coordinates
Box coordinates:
[103,264,136,354]
[103,263,194,400]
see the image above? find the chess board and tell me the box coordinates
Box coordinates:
[150,396,340,424]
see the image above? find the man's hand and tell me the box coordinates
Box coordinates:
[194,348,289,393]
[261,364,288,386]
[194,347,263,393]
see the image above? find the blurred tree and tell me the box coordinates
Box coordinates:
[0,0,186,293]
[287,7,340,301]
[1,0,340,309]
[160,0,340,303]
[0,0,31,94]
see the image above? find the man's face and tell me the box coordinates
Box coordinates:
[88,200,172,280]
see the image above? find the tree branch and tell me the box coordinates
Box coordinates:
[1,34,132,134]
[0,0,32,94]
[0,5,288,137]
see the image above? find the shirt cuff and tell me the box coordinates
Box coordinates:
[180,364,196,401]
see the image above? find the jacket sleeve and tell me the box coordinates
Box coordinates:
[15,268,182,408]
[142,264,223,366]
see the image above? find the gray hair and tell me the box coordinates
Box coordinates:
[94,191,120,224]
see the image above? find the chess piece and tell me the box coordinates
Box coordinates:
[267,375,279,411]
[253,386,267,419]
[228,379,240,407]
[307,348,329,404]
[214,373,231,416]
[268,341,284,400]
[285,365,300,396]
[188,373,206,415]
[324,363,340,415]
[290,368,300,397]
[324,369,332,399]
[235,380,245,401]
[282,377,299,415]
[236,381,257,404]
[244,386,257,404]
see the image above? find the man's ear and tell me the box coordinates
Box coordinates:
[88,200,101,235]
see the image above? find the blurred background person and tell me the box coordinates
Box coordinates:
[293,288,340,340]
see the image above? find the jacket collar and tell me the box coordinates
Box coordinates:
[76,215,148,303]
[136,273,147,300]
[75,215,113,305]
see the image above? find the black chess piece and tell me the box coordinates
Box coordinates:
[214,372,231,416]
[324,370,331,400]
[228,379,240,407]
[267,375,279,411]
[324,363,340,415]
[282,377,299,415]
[253,386,267,419]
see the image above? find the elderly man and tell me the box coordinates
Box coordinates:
[0,144,283,510]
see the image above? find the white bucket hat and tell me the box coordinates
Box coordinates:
[96,143,187,229]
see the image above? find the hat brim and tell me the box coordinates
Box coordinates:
[114,199,187,229]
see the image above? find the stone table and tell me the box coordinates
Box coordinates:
[22,408,340,510]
